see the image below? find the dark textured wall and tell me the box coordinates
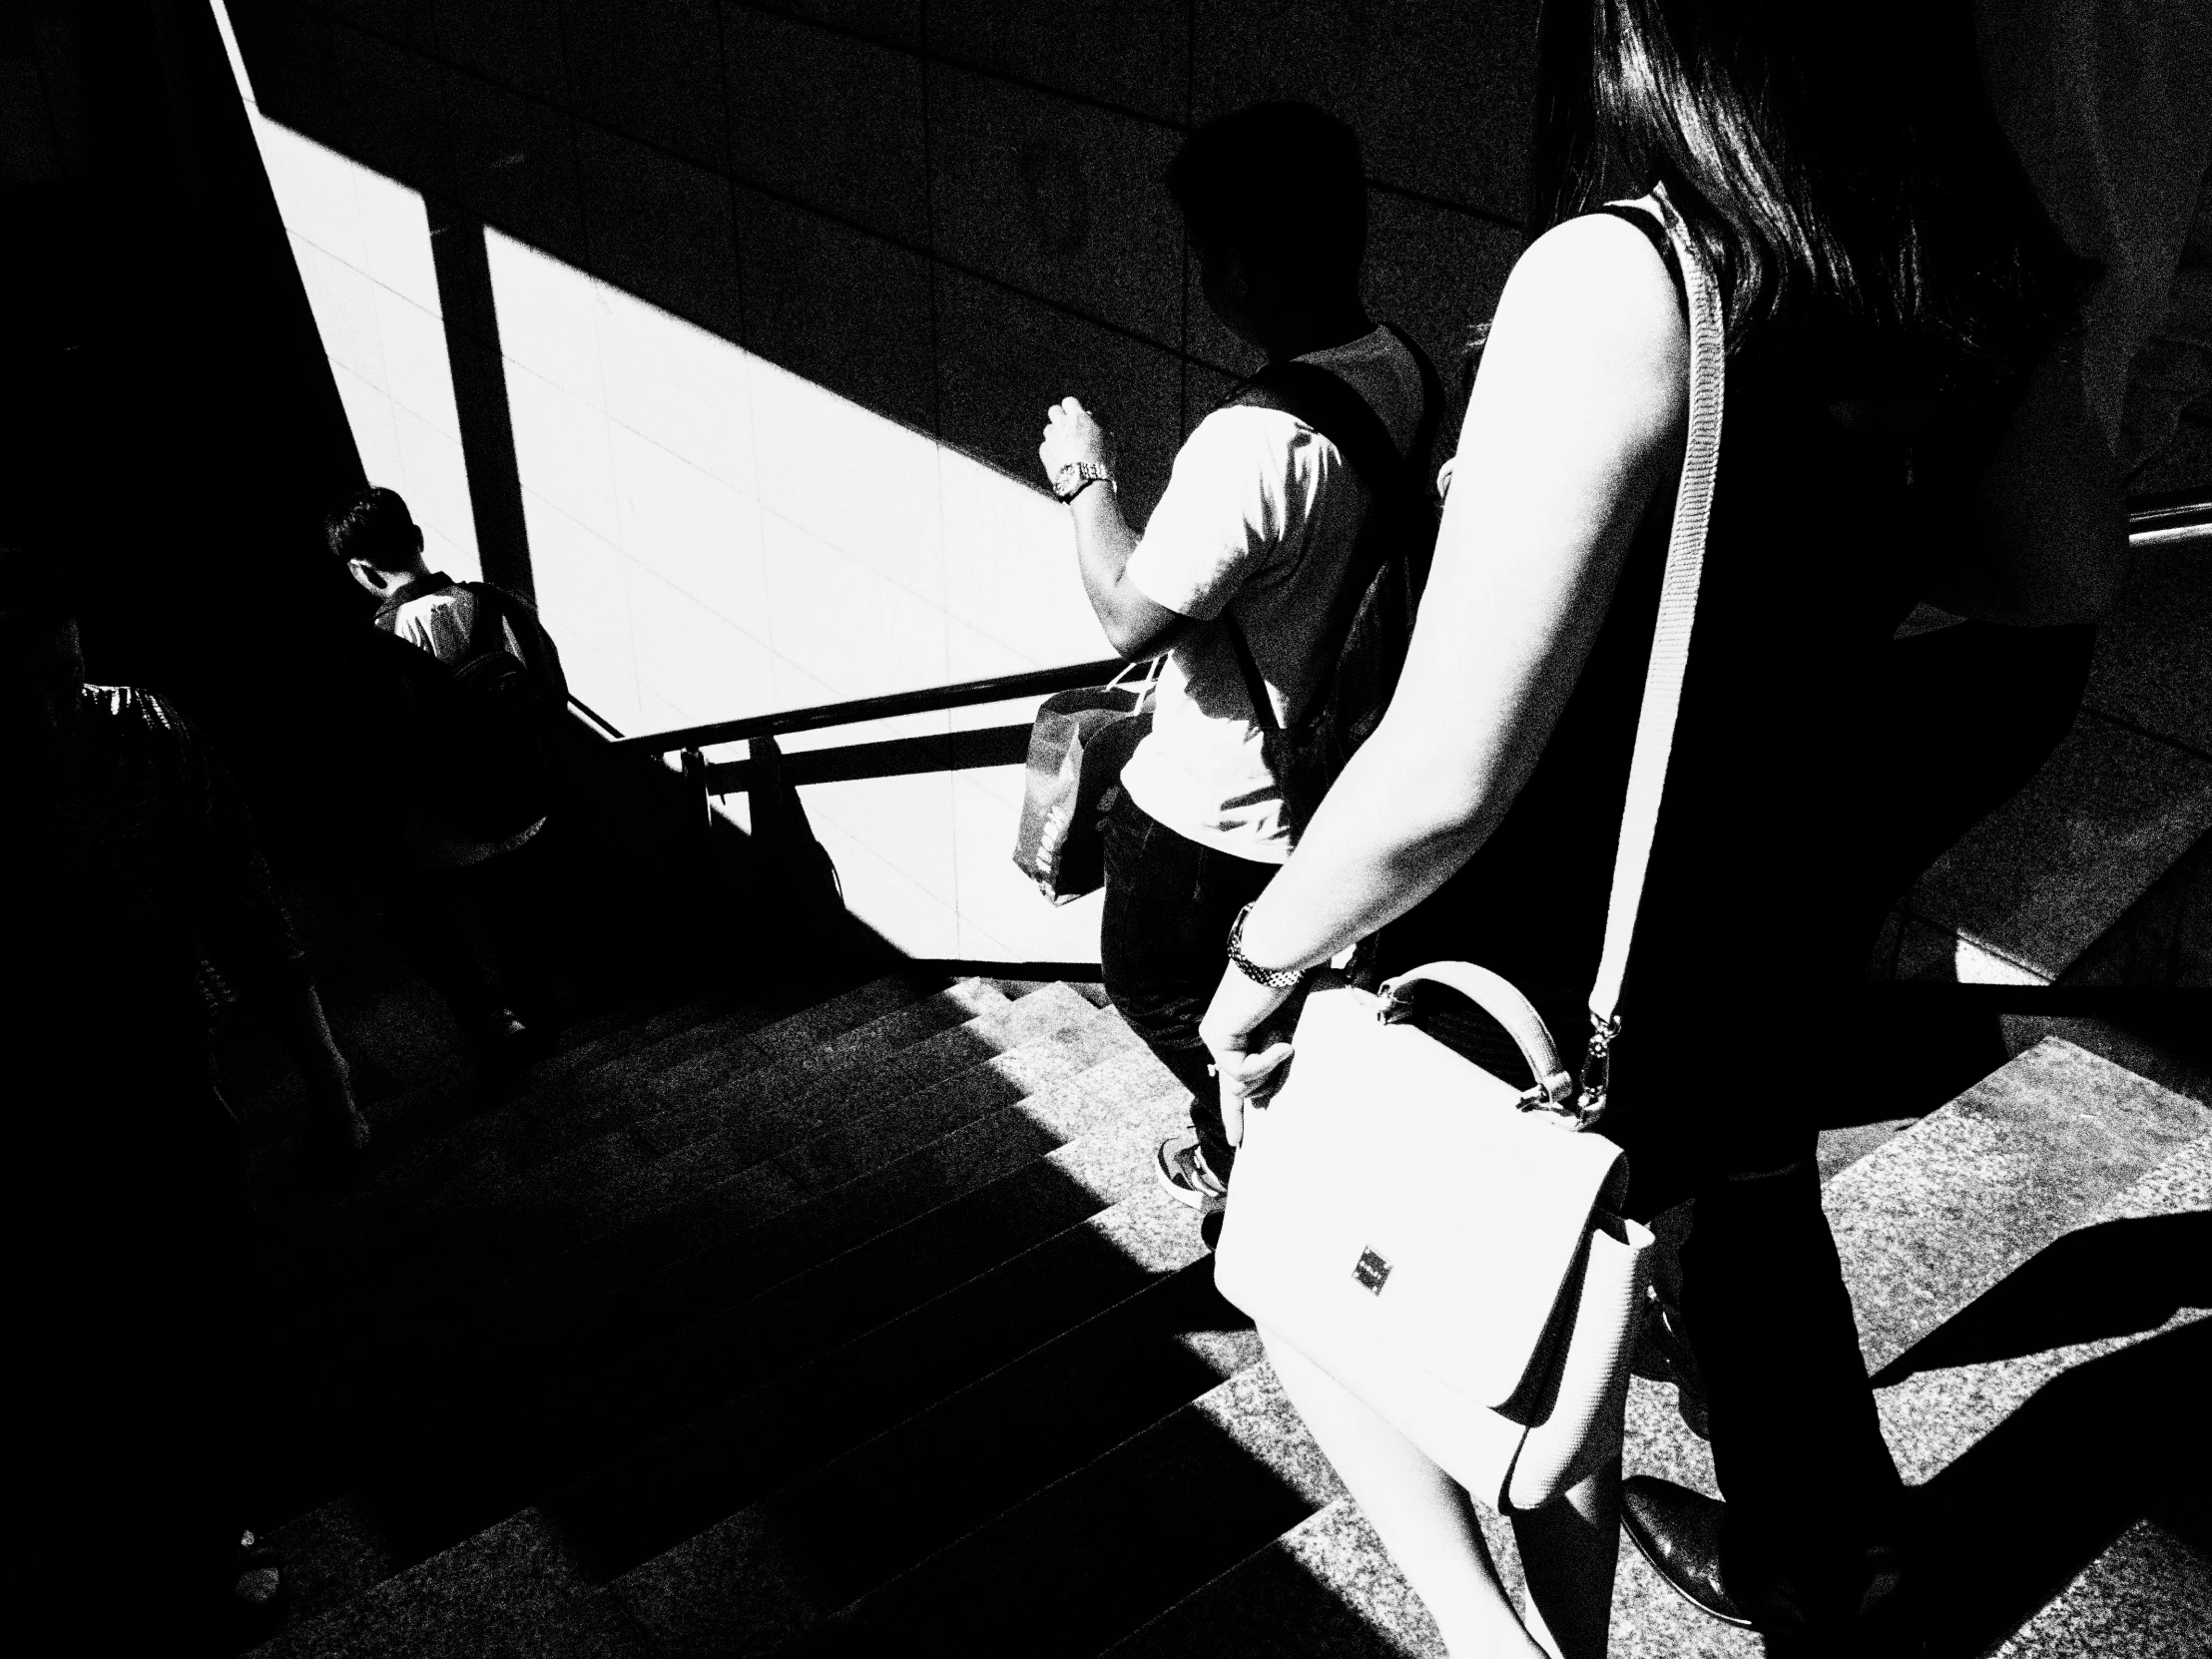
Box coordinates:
[222,0,1534,522]
[1,1,372,853]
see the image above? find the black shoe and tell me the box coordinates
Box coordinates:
[1629,1288,1710,1439]
[1621,1475,1751,1627]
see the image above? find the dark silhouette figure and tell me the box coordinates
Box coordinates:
[0,543,365,1646]
[328,487,571,1073]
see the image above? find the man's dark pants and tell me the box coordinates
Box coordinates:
[387,825,561,1036]
[1099,790,1277,1180]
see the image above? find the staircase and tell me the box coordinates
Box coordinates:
[234,976,2212,1657]
[1881,539,2212,985]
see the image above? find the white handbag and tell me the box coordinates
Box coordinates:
[1213,186,1725,1514]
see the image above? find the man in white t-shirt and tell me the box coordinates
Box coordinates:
[1037,103,1433,1232]
[328,487,568,1072]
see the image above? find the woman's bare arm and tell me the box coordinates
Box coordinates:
[1225,215,1689,980]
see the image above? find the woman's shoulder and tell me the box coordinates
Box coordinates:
[1483,209,1687,410]
[1506,208,1681,323]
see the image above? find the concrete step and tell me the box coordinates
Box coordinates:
[777,1351,1347,1657]
[415,981,1017,1238]
[1883,707,2212,982]
[517,1066,1191,1501]
[499,1039,1182,1342]
[533,1070,1194,1503]
[1102,1496,1446,1658]
[266,1498,399,1633]
[250,1164,1209,1658]
[268,971,942,1241]
[605,980,1108,1209]
[1993,1519,2212,1658]
[432,983,1105,1278]
[251,1509,649,1659]
[550,1166,1210,1575]
[243,989,1150,1651]
[1885,545,2212,986]
[1826,1037,2210,1379]
[597,1250,1260,1653]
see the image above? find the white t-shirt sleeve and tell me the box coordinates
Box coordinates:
[1123,405,1328,622]
[391,591,474,664]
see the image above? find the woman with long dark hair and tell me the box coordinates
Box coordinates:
[1197,1,2117,1653]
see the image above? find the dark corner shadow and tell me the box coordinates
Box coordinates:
[1874,1210,2212,1384]
[1910,1317,2212,1658]
[558,719,899,984]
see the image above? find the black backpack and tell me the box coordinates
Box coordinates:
[1219,321,1446,837]
[383,582,563,841]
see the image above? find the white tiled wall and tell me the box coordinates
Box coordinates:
[485,235,1106,963]
[219,7,481,581]
[217,1,1107,964]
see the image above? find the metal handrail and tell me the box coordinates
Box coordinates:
[601,657,1125,757]
[583,487,2201,761]
[2129,490,2212,548]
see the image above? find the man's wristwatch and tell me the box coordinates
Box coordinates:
[1053,460,1115,503]
[1227,902,1306,989]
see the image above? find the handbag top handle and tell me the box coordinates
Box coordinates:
[1577,185,1726,1124]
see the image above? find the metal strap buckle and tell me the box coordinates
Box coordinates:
[1578,1012,1622,1128]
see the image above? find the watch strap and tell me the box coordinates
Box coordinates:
[1227,902,1306,989]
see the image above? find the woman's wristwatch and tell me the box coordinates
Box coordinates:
[1053,460,1115,503]
[1227,902,1306,989]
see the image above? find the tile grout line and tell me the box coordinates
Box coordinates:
[274,0,1520,367]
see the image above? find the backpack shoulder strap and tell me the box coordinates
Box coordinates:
[1215,330,1443,737]
[1379,321,1447,486]
[456,582,506,659]
[1229,360,1409,496]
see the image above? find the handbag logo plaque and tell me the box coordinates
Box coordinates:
[1354,1247,1392,1293]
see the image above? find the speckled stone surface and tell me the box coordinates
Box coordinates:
[1994,1519,2212,1659]
[1105,1494,1442,1658]
[548,1063,1190,1329]
[1607,1537,1766,1659]
[1824,1037,2212,1375]
[1878,1305,2211,1489]
[1279,1497,1450,1657]
[2064,825,2212,987]
[1622,1374,1720,1495]
[348,976,965,1220]
[612,1240,1252,1654]
[1906,715,2212,982]
[2083,545,2212,759]
[498,1014,1142,1313]
[268,1497,398,1630]
[640,976,1018,1137]
[439,994,1104,1277]
[1194,1359,1350,1509]
[441,981,1042,1223]
[255,1508,654,1659]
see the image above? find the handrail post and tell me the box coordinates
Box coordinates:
[680,746,714,931]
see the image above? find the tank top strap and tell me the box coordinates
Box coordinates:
[1590,200,1688,321]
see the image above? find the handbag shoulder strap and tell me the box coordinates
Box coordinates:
[1578,187,1726,1123]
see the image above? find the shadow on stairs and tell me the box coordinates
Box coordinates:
[202,973,2212,1658]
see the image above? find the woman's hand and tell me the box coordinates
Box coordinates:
[1199,967,1299,1149]
[1039,396,1115,484]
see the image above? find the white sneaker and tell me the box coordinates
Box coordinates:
[1154,1130,1228,1213]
